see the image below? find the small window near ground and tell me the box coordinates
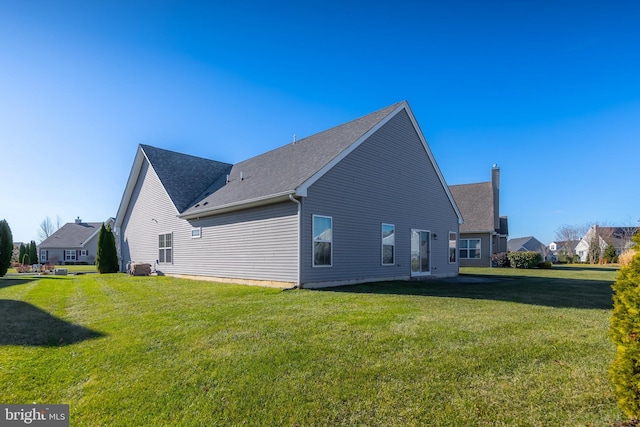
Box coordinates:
[313,215,332,267]
[159,233,173,263]
[382,223,395,265]
[449,232,457,263]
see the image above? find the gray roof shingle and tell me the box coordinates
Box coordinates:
[140,144,232,214]
[449,182,495,232]
[39,222,103,249]
[181,102,404,217]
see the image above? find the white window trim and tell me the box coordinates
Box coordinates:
[80,250,88,257]
[381,223,395,266]
[40,250,48,263]
[191,227,202,239]
[65,250,77,261]
[449,232,457,264]
[460,238,481,259]
[312,215,333,267]
[159,232,173,264]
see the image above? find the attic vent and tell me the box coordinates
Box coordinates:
[240,171,244,181]
[194,204,200,208]
[293,134,297,144]
[226,174,230,184]
[203,202,208,206]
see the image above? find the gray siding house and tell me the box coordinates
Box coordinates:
[449,166,508,267]
[39,217,115,265]
[507,236,550,260]
[115,101,463,288]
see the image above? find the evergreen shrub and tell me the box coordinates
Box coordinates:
[96,224,119,274]
[491,252,510,268]
[507,251,542,269]
[610,233,640,418]
[0,220,13,277]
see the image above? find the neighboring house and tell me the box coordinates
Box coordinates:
[575,225,638,262]
[448,166,508,267]
[39,217,114,265]
[548,240,579,262]
[508,236,550,261]
[115,101,463,288]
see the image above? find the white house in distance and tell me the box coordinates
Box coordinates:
[115,101,464,288]
[574,225,637,262]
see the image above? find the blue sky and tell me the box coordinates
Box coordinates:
[1,0,639,244]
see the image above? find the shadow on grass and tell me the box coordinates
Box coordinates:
[320,275,614,309]
[553,265,620,272]
[0,275,72,290]
[0,300,105,346]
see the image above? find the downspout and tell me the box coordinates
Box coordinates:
[284,194,302,290]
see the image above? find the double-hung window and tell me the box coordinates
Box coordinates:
[159,233,173,263]
[313,215,332,267]
[460,238,481,259]
[382,223,395,265]
[449,232,457,263]
[65,250,76,261]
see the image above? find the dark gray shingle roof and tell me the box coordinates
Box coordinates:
[140,145,232,214]
[181,102,404,217]
[449,182,495,232]
[39,222,103,249]
[507,236,546,253]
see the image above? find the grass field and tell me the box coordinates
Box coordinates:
[0,266,626,425]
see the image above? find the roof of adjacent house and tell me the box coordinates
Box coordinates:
[507,236,547,253]
[448,182,495,232]
[117,101,463,224]
[39,219,113,249]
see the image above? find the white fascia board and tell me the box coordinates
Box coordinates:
[80,218,115,247]
[114,146,179,228]
[179,191,296,220]
[402,104,464,225]
[294,102,464,226]
[114,147,146,229]
[295,102,408,197]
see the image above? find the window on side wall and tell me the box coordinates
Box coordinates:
[382,223,395,265]
[191,227,201,238]
[449,232,457,263]
[313,215,332,267]
[65,250,76,261]
[159,233,173,263]
[460,238,481,259]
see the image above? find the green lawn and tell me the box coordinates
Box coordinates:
[0,266,625,426]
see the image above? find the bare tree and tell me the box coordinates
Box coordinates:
[554,223,589,260]
[38,216,61,243]
[618,216,639,250]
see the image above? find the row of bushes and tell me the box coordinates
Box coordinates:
[492,251,548,269]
